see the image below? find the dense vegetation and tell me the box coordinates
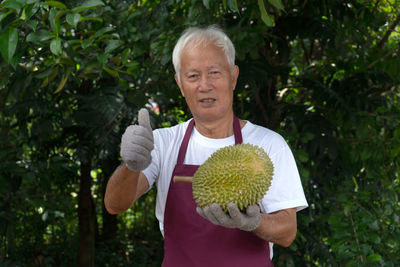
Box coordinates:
[0,0,399,266]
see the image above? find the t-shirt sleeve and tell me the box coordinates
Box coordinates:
[259,139,308,214]
[142,130,161,191]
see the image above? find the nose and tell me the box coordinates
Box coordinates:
[198,75,212,92]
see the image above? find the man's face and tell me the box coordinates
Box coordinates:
[175,42,239,122]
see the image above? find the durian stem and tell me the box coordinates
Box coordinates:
[173,176,193,183]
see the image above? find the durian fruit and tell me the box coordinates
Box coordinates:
[192,143,274,212]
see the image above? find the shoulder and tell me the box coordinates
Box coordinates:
[242,121,289,155]
[153,119,192,143]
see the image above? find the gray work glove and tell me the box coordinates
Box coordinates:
[120,108,154,172]
[196,203,261,231]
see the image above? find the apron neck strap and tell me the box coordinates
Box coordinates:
[177,116,243,165]
[177,119,195,165]
[233,116,242,144]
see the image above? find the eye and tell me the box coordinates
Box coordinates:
[187,73,199,80]
[209,71,221,77]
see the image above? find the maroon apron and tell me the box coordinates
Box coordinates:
[162,117,273,267]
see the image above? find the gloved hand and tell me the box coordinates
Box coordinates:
[196,202,261,231]
[120,108,154,172]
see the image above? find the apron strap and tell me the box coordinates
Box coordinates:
[233,116,242,145]
[176,119,195,165]
[176,116,243,165]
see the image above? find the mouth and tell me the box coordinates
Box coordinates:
[199,98,216,103]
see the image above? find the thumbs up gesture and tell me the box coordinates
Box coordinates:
[120,108,154,172]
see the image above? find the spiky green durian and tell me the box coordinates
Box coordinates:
[192,143,274,212]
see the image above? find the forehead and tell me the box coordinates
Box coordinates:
[180,41,229,69]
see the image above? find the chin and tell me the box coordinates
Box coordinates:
[194,110,228,122]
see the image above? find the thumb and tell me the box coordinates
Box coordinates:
[246,205,260,216]
[138,108,152,132]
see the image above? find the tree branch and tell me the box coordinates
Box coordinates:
[377,16,400,50]
[372,0,381,14]
[349,211,364,263]
[368,47,399,69]
[300,39,311,65]
[302,0,308,9]
[254,87,270,126]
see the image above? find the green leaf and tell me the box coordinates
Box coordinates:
[103,66,118,77]
[26,29,53,43]
[366,253,382,261]
[202,0,210,9]
[0,0,23,10]
[40,67,58,87]
[300,132,314,143]
[391,145,400,158]
[21,4,37,20]
[50,37,62,55]
[394,128,400,139]
[92,26,114,39]
[66,13,81,28]
[121,48,131,64]
[81,38,93,49]
[97,53,108,67]
[0,27,18,64]
[227,0,239,13]
[42,1,67,9]
[34,67,54,79]
[0,10,15,23]
[27,20,39,31]
[126,61,139,74]
[268,0,284,10]
[49,8,61,36]
[0,61,12,88]
[80,16,102,23]
[295,149,309,163]
[9,47,22,69]
[298,166,310,180]
[352,177,359,192]
[54,67,72,93]
[222,0,227,10]
[258,0,274,26]
[105,40,124,53]
[343,204,351,217]
[72,0,105,12]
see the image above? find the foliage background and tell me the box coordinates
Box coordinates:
[0,0,399,266]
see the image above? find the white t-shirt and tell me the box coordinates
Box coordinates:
[143,119,308,257]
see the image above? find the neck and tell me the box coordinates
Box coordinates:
[193,113,245,139]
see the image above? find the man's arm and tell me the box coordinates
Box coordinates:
[104,163,150,214]
[252,208,297,247]
[104,108,154,214]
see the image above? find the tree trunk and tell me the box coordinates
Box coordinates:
[101,157,119,242]
[78,161,96,266]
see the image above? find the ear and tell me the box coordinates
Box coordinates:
[232,65,239,90]
[174,74,185,97]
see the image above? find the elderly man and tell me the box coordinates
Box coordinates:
[104,25,308,266]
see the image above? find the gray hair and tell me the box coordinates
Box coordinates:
[172,25,236,84]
